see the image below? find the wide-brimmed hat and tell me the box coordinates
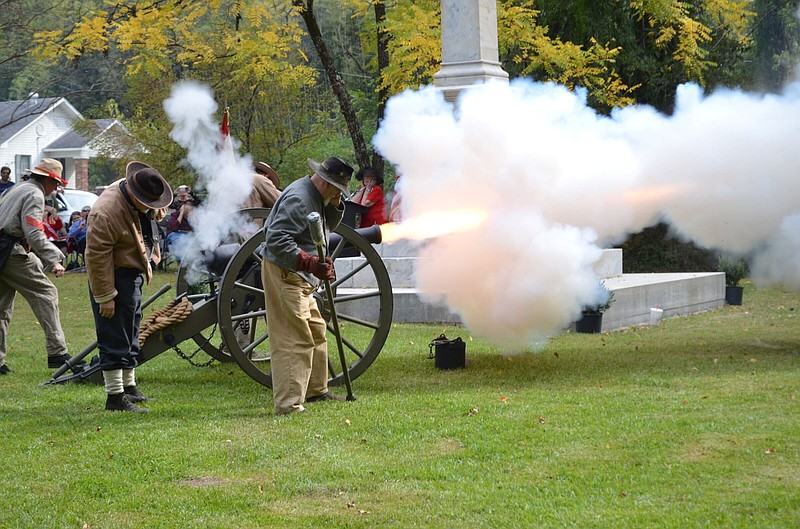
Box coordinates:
[30,158,67,186]
[253,161,281,189]
[125,161,173,209]
[308,157,353,198]
[355,167,384,186]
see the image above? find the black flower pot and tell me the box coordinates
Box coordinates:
[725,285,744,306]
[575,312,603,334]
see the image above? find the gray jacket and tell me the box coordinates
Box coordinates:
[0,180,63,269]
[262,175,344,286]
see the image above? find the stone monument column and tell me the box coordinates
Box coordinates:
[433,0,509,101]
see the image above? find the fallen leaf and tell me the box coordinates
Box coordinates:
[314,434,323,439]
[345,418,351,426]
[619,491,628,498]
[538,417,546,424]
[358,509,370,515]
[258,485,264,493]
[347,502,356,508]
[749,358,758,363]
[765,448,776,455]
[95,426,102,432]
[467,407,479,416]
[499,395,509,403]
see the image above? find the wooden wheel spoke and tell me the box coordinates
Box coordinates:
[330,259,371,288]
[332,289,382,303]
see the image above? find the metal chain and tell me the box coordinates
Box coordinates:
[171,323,218,367]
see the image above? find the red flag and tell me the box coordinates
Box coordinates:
[219,107,234,162]
[221,107,230,138]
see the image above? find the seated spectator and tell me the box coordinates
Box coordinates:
[350,167,387,227]
[165,193,196,262]
[66,211,81,231]
[41,204,68,257]
[67,205,91,254]
[170,184,200,211]
[42,205,64,241]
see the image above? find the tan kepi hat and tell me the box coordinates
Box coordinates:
[307,156,354,198]
[30,158,67,186]
[125,161,173,209]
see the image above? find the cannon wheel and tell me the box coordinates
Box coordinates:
[174,208,271,363]
[217,223,393,388]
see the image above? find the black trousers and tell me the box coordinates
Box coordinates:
[90,268,143,371]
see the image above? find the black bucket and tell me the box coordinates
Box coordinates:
[428,334,466,369]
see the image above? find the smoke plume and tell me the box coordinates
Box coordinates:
[163,81,256,275]
[373,79,800,347]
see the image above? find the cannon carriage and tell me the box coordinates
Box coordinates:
[47,208,393,389]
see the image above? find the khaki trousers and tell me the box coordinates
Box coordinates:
[262,260,329,415]
[0,249,68,366]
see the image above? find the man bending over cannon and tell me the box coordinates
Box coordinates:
[86,162,172,412]
[261,156,353,415]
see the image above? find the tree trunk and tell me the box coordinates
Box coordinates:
[294,0,371,169]
[372,1,389,174]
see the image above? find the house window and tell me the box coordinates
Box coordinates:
[15,155,31,180]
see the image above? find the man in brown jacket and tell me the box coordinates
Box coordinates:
[240,161,281,210]
[85,162,172,412]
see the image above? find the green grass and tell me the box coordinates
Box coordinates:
[1,273,798,528]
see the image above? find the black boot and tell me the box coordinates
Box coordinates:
[123,386,153,403]
[0,364,10,375]
[48,354,87,373]
[105,392,149,413]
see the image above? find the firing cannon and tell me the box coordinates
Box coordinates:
[47,208,393,389]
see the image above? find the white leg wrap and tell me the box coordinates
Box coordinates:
[103,369,124,395]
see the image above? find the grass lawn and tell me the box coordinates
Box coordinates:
[0,271,797,528]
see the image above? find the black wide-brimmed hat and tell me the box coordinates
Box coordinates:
[308,156,353,198]
[355,167,383,186]
[125,161,173,209]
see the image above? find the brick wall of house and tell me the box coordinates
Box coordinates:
[75,158,89,191]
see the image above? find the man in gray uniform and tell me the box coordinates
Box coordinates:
[261,156,353,415]
[0,158,76,375]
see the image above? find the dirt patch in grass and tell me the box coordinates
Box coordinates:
[179,476,235,488]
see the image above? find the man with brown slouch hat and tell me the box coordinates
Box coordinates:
[86,161,172,412]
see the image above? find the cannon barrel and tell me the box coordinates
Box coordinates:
[204,225,382,270]
[200,243,241,276]
[329,224,382,252]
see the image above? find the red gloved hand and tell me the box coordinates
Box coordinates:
[297,250,335,281]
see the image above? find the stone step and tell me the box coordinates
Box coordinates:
[336,245,724,331]
[595,272,724,332]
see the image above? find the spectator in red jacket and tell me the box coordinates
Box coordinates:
[350,167,387,227]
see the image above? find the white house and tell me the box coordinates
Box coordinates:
[0,96,128,190]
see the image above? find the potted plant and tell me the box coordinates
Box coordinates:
[576,283,614,334]
[717,255,747,306]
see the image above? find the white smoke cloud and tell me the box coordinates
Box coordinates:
[163,81,256,271]
[374,79,800,346]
